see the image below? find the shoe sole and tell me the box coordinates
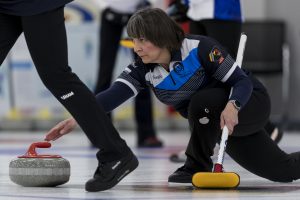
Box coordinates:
[85,155,139,192]
[168,177,192,184]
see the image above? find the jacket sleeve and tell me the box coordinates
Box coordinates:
[95,82,134,113]
[197,36,253,109]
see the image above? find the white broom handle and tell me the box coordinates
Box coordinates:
[217,126,229,165]
[236,33,247,67]
[216,33,247,165]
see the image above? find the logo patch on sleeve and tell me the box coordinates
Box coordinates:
[209,48,224,64]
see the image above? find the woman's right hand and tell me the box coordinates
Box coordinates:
[44,118,77,141]
[220,102,239,135]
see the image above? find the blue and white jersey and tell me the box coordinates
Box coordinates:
[186,0,243,22]
[114,35,252,112]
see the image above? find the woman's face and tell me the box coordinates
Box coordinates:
[132,38,167,64]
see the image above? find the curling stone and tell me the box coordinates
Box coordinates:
[9,142,70,187]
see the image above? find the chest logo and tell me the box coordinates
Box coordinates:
[173,62,184,74]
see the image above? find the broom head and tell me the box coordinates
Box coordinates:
[192,172,240,189]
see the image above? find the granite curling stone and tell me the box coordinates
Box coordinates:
[9,142,70,187]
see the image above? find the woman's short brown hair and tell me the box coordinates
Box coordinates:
[127,8,185,52]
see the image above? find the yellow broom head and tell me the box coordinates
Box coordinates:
[192,172,240,189]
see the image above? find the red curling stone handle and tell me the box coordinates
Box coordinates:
[18,142,61,158]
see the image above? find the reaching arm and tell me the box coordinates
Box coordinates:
[96,82,135,112]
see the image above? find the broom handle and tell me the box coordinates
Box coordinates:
[216,33,247,166]
[236,33,247,67]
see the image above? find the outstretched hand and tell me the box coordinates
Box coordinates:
[44,118,77,141]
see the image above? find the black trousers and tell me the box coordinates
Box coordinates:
[186,83,300,182]
[0,7,131,162]
[95,8,155,143]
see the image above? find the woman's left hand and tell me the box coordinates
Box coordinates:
[220,102,239,135]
